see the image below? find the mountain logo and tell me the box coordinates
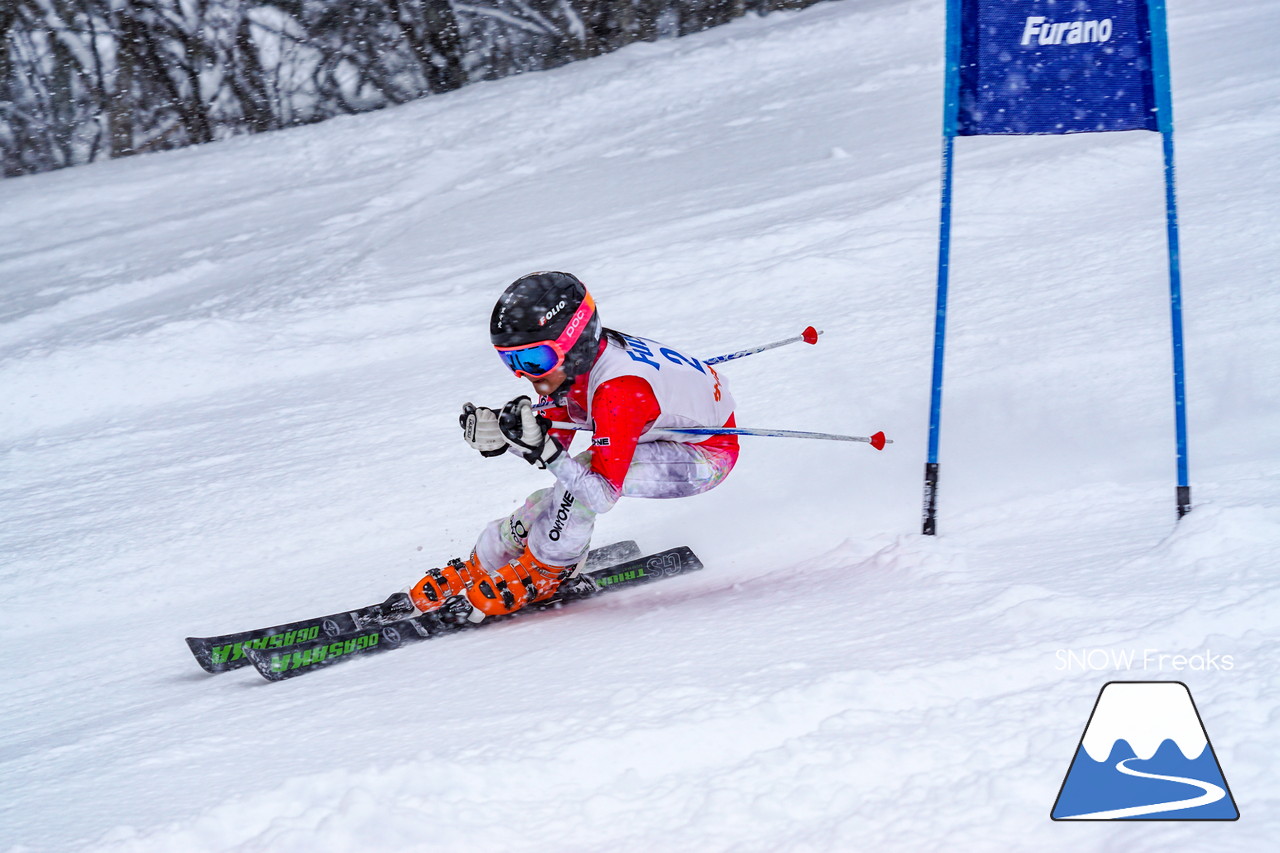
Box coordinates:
[1052,681,1239,820]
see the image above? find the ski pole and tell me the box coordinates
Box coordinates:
[549,422,890,451]
[704,326,822,365]
[532,325,823,413]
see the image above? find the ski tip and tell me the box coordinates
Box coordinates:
[242,646,289,682]
[870,431,887,451]
[802,326,821,345]
[185,637,220,674]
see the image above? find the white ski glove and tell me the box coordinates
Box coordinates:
[498,396,563,469]
[460,403,507,458]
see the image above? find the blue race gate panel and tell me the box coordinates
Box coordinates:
[956,0,1158,135]
[925,1,1188,533]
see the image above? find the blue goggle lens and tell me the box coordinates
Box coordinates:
[498,344,560,377]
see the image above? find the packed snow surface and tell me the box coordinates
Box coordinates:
[2,0,1277,850]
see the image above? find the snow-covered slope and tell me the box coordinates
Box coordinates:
[2,0,1277,850]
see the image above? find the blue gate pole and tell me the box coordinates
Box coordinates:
[1149,0,1191,518]
[923,135,954,536]
[923,0,963,535]
[1162,129,1191,517]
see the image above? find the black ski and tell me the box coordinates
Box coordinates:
[243,545,702,681]
[185,539,642,673]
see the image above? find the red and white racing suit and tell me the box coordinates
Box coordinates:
[474,333,739,571]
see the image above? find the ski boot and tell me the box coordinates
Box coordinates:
[410,548,575,620]
[350,555,482,628]
[463,547,574,618]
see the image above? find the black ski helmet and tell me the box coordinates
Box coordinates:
[490,271,602,379]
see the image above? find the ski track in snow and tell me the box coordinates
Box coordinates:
[1,0,1278,850]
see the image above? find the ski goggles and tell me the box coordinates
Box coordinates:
[494,292,596,379]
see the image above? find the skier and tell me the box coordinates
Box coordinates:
[405,271,738,621]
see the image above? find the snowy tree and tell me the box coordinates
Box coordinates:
[0,0,826,177]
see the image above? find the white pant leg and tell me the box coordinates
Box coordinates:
[473,483,596,571]
[525,479,597,568]
[476,440,735,571]
[472,488,545,572]
[621,440,737,499]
